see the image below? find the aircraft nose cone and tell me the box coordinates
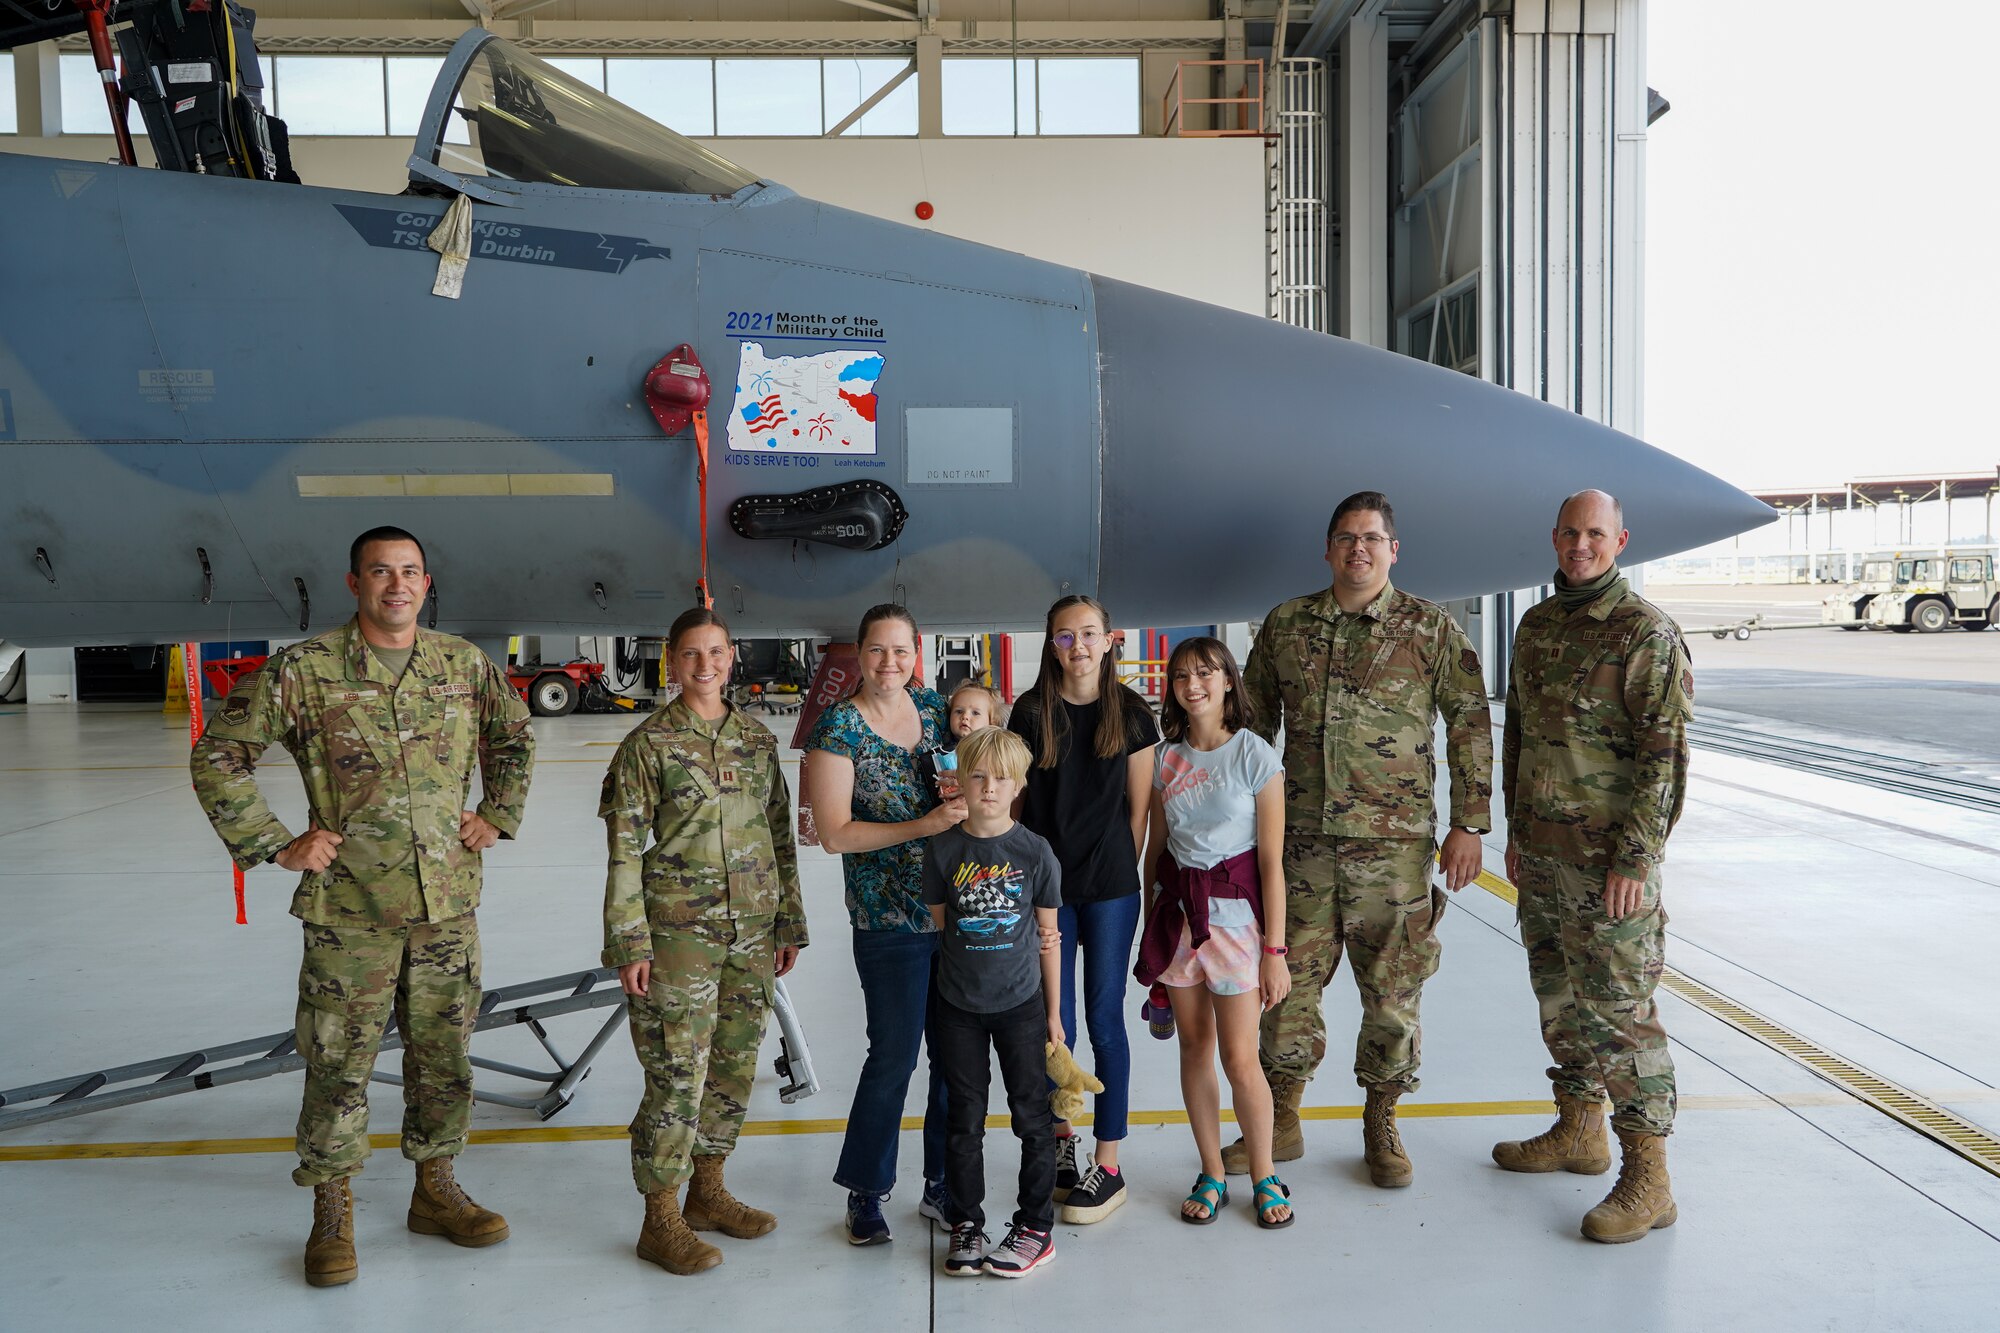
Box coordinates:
[1088,276,1773,622]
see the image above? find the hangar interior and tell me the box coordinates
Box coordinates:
[5,3,1999,1329]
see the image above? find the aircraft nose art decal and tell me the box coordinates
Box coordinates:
[333,205,671,275]
[727,342,883,456]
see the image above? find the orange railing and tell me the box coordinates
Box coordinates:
[1162,60,1266,137]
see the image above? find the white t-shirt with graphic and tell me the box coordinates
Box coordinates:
[1153,730,1282,930]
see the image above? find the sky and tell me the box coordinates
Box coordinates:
[1643,2,2000,492]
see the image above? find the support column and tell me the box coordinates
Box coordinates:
[1480,0,1650,671]
[14,43,61,137]
[915,34,942,138]
[1336,1,1389,346]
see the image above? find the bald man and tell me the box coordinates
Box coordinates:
[1495,490,1693,1244]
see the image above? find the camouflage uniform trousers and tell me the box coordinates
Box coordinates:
[626,916,777,1194]
[292,915,481,1187]
[1259,834,1446,1096]
[1514,852,1676,1136]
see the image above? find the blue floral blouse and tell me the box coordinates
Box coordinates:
[805,684,950,933]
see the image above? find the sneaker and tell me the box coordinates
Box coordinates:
[982,1224,1054,1278]
[944,1221,988,1276]
[1143,984,1176,1040]
[845,1191,892,1246]
[1053,1135,1081,1202]
[1059,1162,1127,1224]
[918,1178,950,1226]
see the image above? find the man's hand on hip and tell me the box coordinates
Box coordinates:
[459,810,501,851]
[275,826,343,873]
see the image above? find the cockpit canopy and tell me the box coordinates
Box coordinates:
[417,36,760,197]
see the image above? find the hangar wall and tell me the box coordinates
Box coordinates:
[1,133,1266,315]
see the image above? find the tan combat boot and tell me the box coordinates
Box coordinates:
[1362,1086,1413,1188]
[1492,1093,1612,1174]
[304,1178,358,1288]
[1581,1129,1677,1243]
[683,1154,777,1239]
[638,1188,723,1274]
[408,1157,511,1247]
[1222,1080,1305,1176]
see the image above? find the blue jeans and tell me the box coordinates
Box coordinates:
[833,927,948,1196]
[1055,892,1142,1143]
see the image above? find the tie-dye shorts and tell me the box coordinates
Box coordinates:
[1156,921,1263,997]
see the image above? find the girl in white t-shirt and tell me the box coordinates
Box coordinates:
[1136,637,1293,1228]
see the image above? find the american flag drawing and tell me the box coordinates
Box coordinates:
[741,394,787,433]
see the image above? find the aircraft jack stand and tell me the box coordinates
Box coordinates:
[0,969,820,1133]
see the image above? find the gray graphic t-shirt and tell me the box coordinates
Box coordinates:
[1154,730,1282,929]
[921,823,1063,1014]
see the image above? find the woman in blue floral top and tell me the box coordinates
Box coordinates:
[804,603,966,1246]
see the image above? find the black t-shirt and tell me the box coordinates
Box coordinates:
[921,823,1064,1014]
[1008,686,1159,904]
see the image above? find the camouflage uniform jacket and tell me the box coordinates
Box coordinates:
[190,617,535,928]
[1244,581,1493,839]
[599,696,807,968]
[1502,575,1693,880]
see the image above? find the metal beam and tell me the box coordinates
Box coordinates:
[824,57,915,136]
[1294,0,1364,59]
[828,0,919,19]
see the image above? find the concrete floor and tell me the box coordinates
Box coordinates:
[4,677,2000,1331]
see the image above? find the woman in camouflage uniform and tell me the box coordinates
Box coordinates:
[601,607,808,1274]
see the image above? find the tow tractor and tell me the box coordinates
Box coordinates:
[506,660,652,717]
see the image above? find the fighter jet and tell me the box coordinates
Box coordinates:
[0,12,1772,649]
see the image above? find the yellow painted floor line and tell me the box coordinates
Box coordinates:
[1473,869,2000,1180]
[13,1090,2000,1164]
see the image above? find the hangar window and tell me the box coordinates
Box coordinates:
[823,57,918,136]
[0,59,14,133]
[715,58,824,135]
[57,53,141,136]
[388,57,455,138]
[269,56,385,135]
[607,59,716,136]
[943,57,1139,135]
[544,57,607,92]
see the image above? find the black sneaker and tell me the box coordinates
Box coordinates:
[1053,1135,1081,1202]
[845,1190,892,1246]
[918,1177,950,1226]
[982,1224,1054,1277]
[1059,1162,1127,1224]
[944,1222,988,1276]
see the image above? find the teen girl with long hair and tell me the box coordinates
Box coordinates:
[1006,594,1158,1224]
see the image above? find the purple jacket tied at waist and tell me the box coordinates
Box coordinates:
[1134,848,1264,986]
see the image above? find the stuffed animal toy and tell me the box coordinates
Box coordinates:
[1045,1041,1104,1123]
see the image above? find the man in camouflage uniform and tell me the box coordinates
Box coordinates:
[1495,489,1691,1243]
[602,607,808,1275]
[1226,490,1493,1187]
[190,526,534,1287]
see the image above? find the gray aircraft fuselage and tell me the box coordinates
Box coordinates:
[0,32,1771,648]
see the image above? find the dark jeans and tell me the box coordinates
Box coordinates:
[934,993,1056,1232]
[833,927,948,1196]
[1055,891,1141,1142]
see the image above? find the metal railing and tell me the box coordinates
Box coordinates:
[1163,59,1265,137]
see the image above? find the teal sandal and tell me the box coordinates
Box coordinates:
[1180,1173,1228,1225]
[1254,1175,1294,1230]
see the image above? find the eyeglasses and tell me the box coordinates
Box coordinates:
[1330,533,1391,549]
[1051,630,1105,650]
